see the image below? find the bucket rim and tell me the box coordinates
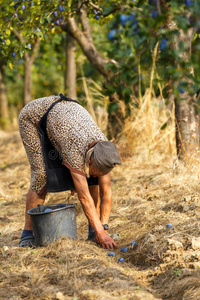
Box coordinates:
[27,203,77,215]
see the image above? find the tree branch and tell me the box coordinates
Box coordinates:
[12,28,28,60]
[79,6,94,44]
[13,29,40,63]
[87,1,103,12]
[12,28,24,44]
[61,16,112,79]
[30,37,40,63]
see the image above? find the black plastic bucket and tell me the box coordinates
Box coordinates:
[28,203,77,246]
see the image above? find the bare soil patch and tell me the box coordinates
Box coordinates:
[1,130,200,300]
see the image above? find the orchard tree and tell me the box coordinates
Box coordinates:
[13,29,40,105]
[65,32,77,99]
[0,62,9,126]
[61,4,125,137]
[61,0,200,158]
[0,0,106,120]
[0,0,71,110]
[1,0,200,160]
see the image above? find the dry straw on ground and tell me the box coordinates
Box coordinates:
[1,92,200,299]
[1,50,200,299]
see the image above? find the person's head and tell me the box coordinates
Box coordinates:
[89,141,122,177]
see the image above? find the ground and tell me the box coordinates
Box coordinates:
[1,130,200,300]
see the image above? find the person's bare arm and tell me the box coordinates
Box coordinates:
[70,171,116,249]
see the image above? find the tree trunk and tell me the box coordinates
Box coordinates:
[173,25,199,159]
[23,56,32,106]
[12,29,40,107]
[61,7,121,138]
[107,93,125,140]
[0,63,9,125]
[61,13,111,79]
[65,33,77,99]
[175,96,199,159]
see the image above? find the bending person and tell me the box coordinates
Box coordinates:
[18,94,121,249]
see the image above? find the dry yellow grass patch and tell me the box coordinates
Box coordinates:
[1,92,200,299]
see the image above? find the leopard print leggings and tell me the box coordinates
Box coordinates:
[18,96,60,194]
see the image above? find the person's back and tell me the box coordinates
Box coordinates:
[46,100,107,175]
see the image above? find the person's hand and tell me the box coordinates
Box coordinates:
[96,231,117,249]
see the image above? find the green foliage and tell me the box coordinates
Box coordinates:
[0,0,69,63]
[96,0,200,110]
[1,0,200,117]
[1,161,7,169]
[173,268,182,277]
[5,30,66,106]
[0,0,106,108]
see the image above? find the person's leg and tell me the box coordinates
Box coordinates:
[19,111,47,246]
[19,188,47,247]
[98,174,112,226]
[99,195,112,225]
[24,188,47,230]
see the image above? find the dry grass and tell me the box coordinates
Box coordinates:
[1,86,200,300]
[116,90,175,166]
[117,50,176,165]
